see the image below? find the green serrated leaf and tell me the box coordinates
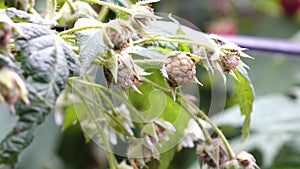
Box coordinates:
[15,23,73,105]
[232,67,254,141]
[74,18,107,69]
[0,22,79,165]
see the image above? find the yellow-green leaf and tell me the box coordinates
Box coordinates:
[232,67,255,141]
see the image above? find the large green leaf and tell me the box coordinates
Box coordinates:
[15,23,72,105]
[74,18,107,69]
[231,67,254,141]
[0,23,80,165]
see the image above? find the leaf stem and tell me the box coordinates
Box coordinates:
[68,81,133,137]
[141,78,213,143]
[178,100,212,144]
[133,36,215,51]
[69,77,146,122]
[134,59,165,68]
[98,6,109,21]
[81,0,132,15]
[141,77,235,158]
[68,82,118,168]
[140,77,171,94]
[58,25,103,36]
[188,101,235,159]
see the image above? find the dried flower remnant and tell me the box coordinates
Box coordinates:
[130,0,161,29]
[237,151,260,169]
[207,34,252,80]
[197,138,230,168]
[0,68,29,105]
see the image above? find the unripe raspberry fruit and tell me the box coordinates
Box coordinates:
[163,52,197,87]
[115,61,137,90]
[104,59,138,91]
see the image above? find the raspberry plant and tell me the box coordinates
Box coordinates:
[0,0,257,169]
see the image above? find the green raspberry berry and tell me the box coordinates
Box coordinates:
[163,52,197,87]
[115,61,137,90]
[103,59,138,91]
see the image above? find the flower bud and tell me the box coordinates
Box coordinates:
[103,20,133,50]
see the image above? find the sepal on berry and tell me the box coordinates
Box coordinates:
[103,51,150,95]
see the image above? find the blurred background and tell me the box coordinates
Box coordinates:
[1,0,300,168]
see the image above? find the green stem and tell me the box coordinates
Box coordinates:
[179,100,212,144]
[69,77,146,122]
[82,0,132,15]
[188,101,235,159]
[58,25,103,36]
[98,6,109,21]
[69,82,118,168]
[142,77,235,158]
[140,77,171,94]
[134,59,165,68]
[141,78,213,143]
[69,81,133,137]
[133,36,215,51]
